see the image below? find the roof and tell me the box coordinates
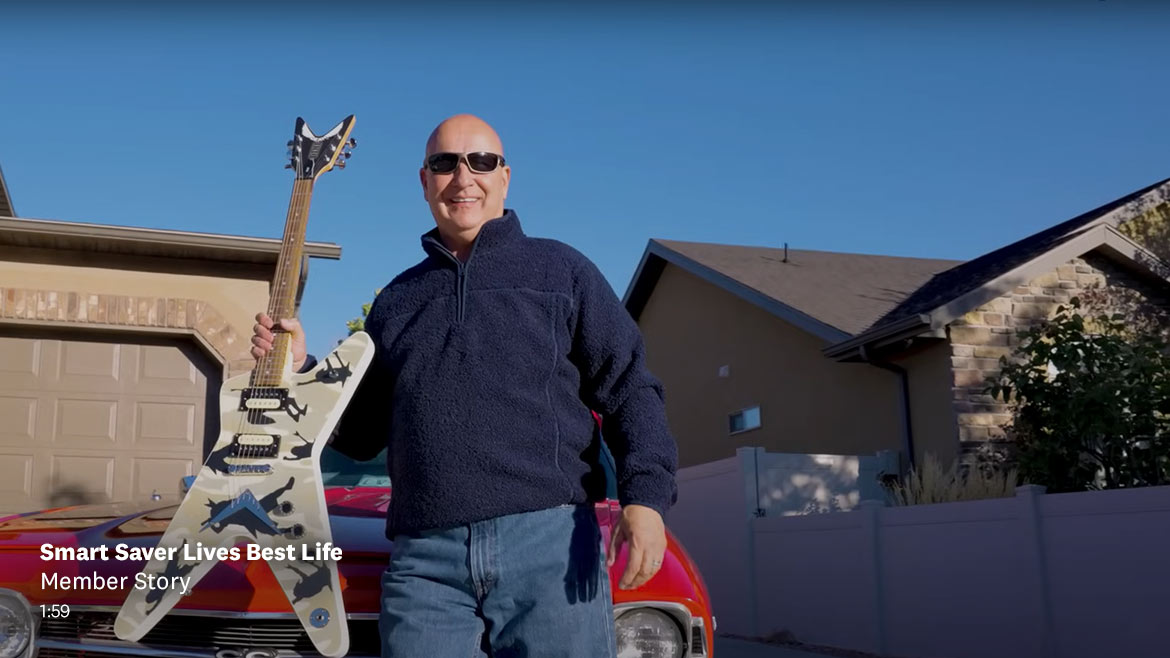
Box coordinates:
[0,215,342,264]
[863,175,1170,334]
[624,175,1170,358]
[0,165,14,217]
[822,176,1170,359]
[623,239,960,341]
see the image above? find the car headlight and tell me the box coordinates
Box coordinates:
[0,590,32,658]
[615,607,685,658]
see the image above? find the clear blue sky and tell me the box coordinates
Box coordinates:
[3,1,1168,356]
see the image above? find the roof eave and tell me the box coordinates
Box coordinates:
[924,223,1170,330]
[0,215,342,262]
[822,313,934,361]
[0,164,14,218]
[625,239,851,344]
[830,223,1170,361]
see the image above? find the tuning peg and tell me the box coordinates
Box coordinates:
[342,151,352,159]
[287,140,295,147]
[348,138,357,148]
[334,160,346,169]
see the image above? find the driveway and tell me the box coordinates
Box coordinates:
[715,637,840,658]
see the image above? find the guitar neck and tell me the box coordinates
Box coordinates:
[252,178,315,388]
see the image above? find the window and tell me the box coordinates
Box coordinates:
[729,405,761,434]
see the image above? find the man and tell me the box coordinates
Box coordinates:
[251,114,678,657]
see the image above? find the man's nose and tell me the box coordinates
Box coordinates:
[451,160,475,182]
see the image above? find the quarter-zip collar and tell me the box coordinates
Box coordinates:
[420,209,524,265]
[419,210,524,324]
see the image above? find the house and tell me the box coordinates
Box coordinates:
[0,167,340,515]
[625,177,1170,470]
[0,165,13,218]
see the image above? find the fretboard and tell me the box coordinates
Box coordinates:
[251,178,314,387]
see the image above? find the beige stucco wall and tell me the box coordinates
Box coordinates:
[889,340,959,468]
[637,263,904,468]
[0,246,270,346]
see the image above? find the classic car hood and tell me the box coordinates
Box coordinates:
[0,490,706,617]
[0,487,393,555]
[0,487,398,612]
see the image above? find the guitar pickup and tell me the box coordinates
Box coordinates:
[226,464,273,475]
[238,388,290,411]
[231,433,282,458]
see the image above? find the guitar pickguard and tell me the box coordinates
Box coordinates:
[114,331,376,658]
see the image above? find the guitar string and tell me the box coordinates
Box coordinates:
[229,133,341,542]
[236,173,308,509]
[181,133,338,600]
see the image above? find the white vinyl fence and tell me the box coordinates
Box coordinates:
[666,447,1170,658]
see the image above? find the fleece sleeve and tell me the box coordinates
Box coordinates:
[327,294,394,462]
[569,256,678,516]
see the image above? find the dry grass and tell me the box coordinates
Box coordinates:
[885,453,1017,506]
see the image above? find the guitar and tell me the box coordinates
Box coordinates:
[114,115,374,658]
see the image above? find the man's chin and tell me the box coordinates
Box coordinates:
[437,212,487,233]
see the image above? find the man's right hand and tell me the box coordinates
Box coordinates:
[251,312,308,372]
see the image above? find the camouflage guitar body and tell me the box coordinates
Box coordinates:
[114,336,373,657]
[115,115,367,658]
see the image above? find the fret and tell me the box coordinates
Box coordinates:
[251,178,315,388]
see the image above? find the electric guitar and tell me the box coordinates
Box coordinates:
[115,115,374,658]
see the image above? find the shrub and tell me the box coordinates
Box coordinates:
[884,453,1017,506]
[985,298,1170,492]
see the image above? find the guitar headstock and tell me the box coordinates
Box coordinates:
[285,115,356,180]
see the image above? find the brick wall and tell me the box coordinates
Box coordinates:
[947,250,1168,461]
[0,286,253,376]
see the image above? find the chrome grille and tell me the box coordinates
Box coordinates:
[690,622,706,655]
[37,610,380,657]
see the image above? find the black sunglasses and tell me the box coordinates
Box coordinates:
[425,151,506,174]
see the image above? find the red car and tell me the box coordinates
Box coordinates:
[0,445,714,658]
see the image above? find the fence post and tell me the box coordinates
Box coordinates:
[859,499,887,655]
[1017,484,1056,658]
[737,447,763,637]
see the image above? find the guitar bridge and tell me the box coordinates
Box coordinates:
[226,464,273,475]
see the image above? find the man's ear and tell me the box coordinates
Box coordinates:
[500,165,511,200]
[419,167,428,199]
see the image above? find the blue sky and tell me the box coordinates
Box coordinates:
[3,1,1168,356]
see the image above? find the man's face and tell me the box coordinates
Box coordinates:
[419,126,511,239]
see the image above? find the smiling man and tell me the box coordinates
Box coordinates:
[252,114,678,657]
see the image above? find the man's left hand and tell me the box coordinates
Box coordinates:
[607,504,667,590]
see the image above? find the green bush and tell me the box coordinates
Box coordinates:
[986,298,1170,492]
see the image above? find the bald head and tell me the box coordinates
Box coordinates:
[425,114,505,159]
[419,114,512,260]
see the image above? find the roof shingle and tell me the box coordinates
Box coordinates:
[651,239,960,336]
[864,175,1170,333]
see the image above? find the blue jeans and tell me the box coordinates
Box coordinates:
[379,504,618,657]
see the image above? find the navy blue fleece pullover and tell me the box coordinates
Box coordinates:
[326,210,678,537]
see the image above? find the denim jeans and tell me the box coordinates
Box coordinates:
[379,504,618,657]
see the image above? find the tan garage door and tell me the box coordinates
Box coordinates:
[0,328,220,515]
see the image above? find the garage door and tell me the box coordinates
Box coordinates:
[0,328,220,515]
